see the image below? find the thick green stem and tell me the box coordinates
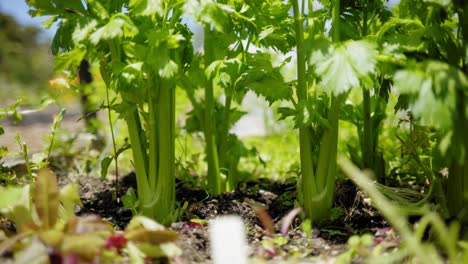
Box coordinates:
[124,109,150,208]
[360,3,371,171]
[219,90,234,190]
[296,0,343,222]
[332,0,340,43]
[360,5,382,182]
[447,161,468,221]
[313,94,346,220]
[362,89,373,169]
[204,27,222,195]
[292,0,319,219]
[153,78,176,224]
[106,83,120,200]
[445,3,468,223]
[148,77,158,192]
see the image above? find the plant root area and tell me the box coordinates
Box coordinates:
[0,112,398,263]
[68,173,395,263]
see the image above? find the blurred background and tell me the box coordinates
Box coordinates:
[0,0,57,105]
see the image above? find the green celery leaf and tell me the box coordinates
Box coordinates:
[244,73,290,103]
[238,53,291,103]
[54,48,86,73]
[51,19,75,55]
[41,16,58,28]
[310,40,377,95]
[394,60,468,130]
[72,18,98,44]
[258,26,275,41]
[27,0,86,16]
[87,0,110,20]
[184,0,232,32]
[377,18,427,53]
[111,62,146,103]
[144,29,185,78]
[423,0,451,7]
[129,0,164,16]
[159,60,179,78]
[26,0,57,16]
[90,14,138,44]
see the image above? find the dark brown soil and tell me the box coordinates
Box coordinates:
[65,172,389,263]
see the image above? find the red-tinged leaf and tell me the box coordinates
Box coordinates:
[62,254,78,264]
[124,229,178,244]
[173,256,186,264]
[104,233,127,251]
[280,208,302,236]
[35,168,59,230]
[376,226,392,235]
[374,237,385,244]
[188,222,204,229]
[254,207,275,237]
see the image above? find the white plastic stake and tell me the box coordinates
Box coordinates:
[209,215,248,264]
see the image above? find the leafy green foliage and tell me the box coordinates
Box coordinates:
[310,40,378,95]
[184,0,232,33]
[0,168,81,232]
[19,0,468,244]
[394,61,467,130]
[0,168,179,263]
[240,53,292,103]
[89,14,138,44]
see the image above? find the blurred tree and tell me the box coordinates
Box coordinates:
[0,13,53,104]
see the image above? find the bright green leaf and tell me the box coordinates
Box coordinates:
[129,0,164,16]
[0,185,33,227]
[184,0,232,32]
[35,168,59,230]
[87,0,110,20]
[101,156,113,179]
[394,61,468,130]
[72,19,98,43]
[310,40,377,95]
[90,14,138,44]
[54,48,86,73]
[59,183,83,221]
[423,0,451,7]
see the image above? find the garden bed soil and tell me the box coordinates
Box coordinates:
[68,173,391,263]
[1,109,396,263]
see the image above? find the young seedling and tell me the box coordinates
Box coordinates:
[0,169,180,263]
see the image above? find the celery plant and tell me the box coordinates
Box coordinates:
[388,0,468,222]
[26,0,192,224]
[290,0,378,223]
[203,27,222,194]
[291,0,342,223]
[182,0,292,194]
